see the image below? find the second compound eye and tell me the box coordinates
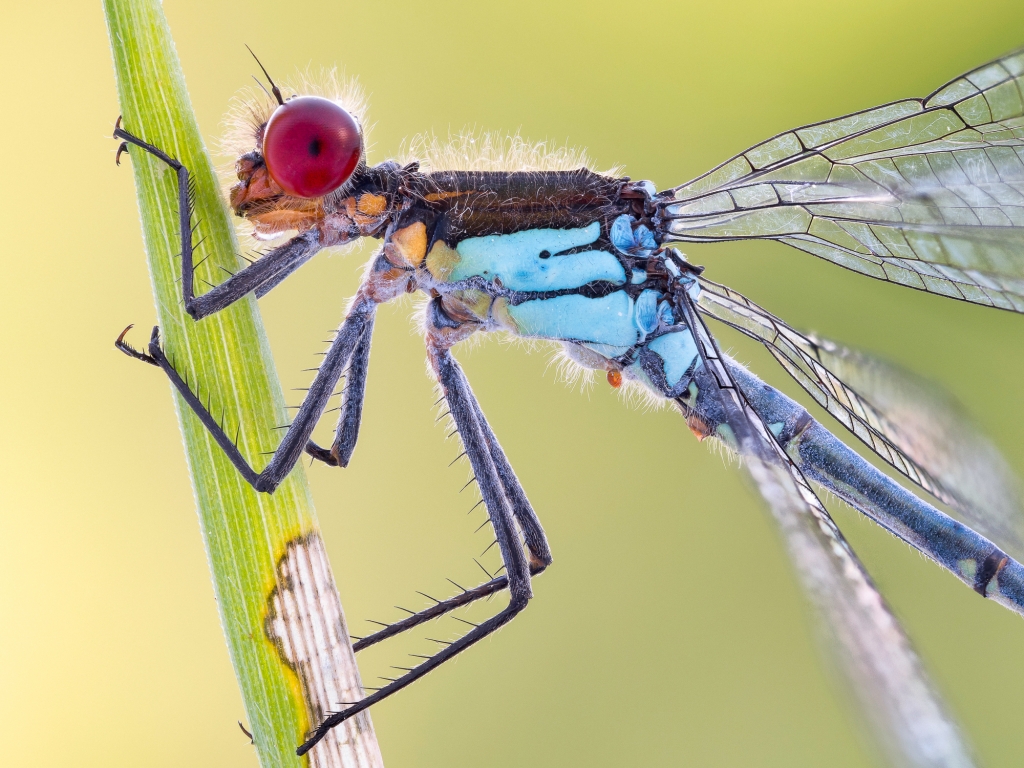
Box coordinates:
[262,96,362,198]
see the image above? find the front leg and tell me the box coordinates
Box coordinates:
[117,296,377,493]
[116,237,413,492]
[114,120,323,319]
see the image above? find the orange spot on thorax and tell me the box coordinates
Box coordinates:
[386,221,428,268]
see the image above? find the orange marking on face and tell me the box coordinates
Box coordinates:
[230,157,328,239]
[606,370,623,388]
[250,209,321,238]
[230,159,290,207]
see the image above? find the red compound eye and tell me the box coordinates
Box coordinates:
[262,96,361,198]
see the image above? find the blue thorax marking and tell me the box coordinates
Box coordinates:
[509,292,638,346]
[611,214,657,257]
[634,289,661,337]
[451,222,626,291]
[647,331,699,388]
[443,217,703,396]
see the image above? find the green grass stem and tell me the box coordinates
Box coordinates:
[102,1,383,765]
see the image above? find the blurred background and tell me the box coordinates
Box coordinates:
[2,1,1024,766]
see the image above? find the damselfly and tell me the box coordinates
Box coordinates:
[114,47,1024,764]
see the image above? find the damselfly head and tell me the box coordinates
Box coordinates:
[223,65,371,241]
[262,96,362,198]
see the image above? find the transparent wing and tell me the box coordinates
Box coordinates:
[662,49,1024,311]
[747,455,975,768]
[806,336,1024,558]
[695,277,1024,554]
[678,293,974,767]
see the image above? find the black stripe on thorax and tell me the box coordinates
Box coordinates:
[503,278,665,306]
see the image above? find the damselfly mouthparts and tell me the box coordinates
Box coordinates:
[114,48,1024,764]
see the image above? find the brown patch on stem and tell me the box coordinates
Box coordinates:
[265,534,384,768]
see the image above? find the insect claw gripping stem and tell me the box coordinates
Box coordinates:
[115,324,158,366]
[112,120,328,322]
[237,721,254,744]
[114,296,375,494]
[113,116,131,166]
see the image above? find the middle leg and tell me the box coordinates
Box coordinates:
[304,311,376,468]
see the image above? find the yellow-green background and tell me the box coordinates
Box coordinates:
[2,1,1024,766]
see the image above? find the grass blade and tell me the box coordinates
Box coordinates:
[102,1,383,765]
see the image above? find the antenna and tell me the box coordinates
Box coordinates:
[250,75,273,102]
[245,44,284,106]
